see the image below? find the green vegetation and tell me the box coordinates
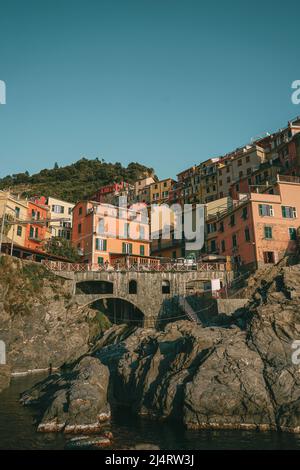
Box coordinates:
[0,158,156,203]
[44,237,80,262]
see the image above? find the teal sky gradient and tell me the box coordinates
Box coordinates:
[0,0,300,179]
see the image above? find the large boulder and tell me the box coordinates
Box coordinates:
[21,356,110,433]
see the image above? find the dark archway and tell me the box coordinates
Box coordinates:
[76,280,113,295]
[91,298,144,327]
[128,279,137,294]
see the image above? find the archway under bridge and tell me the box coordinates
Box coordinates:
[82,296,145,327]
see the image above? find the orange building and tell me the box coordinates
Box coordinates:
[206,176,300,271]
[24,200,51,251]
[72,200,150,265]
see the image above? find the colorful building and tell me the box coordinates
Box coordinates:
[205,176,300,270]
[24,200,51,251]
[0,190,28,248]
[72,200,151,265]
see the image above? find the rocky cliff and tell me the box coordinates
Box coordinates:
[0,255,109,374]
[21,261,300,433]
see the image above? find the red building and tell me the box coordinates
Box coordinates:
[24,200,51,251]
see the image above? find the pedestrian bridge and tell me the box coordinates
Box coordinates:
[42,261,233,327]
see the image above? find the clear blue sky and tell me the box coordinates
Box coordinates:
[0,0,299,179]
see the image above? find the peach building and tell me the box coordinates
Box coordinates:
[206,176,300,270]
[72,200,150,265]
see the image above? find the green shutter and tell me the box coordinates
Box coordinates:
[140,245,145,256]
[129,243,132,254]
[122,242,126,253]
[103,239,107,251]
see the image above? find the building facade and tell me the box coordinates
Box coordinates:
[206,177,300,270]
[72,201,151,265]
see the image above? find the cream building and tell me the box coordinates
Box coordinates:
[0,191,28,247]
[47,196,74,240]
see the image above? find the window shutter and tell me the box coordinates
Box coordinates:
[122,242,126,253]
[129,243,133,254]
[103,239,107,251]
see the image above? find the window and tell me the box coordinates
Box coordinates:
[242,207,248,219]
[163,181,167,187]
[236,184,240,192]
[97,219,105,234]
[29,226,34,238]
[162,280,170,294]
[221,240,226,252]
[263,251,275,264]
[31,209,36,218]
[140,226,145,240]
[15,207,20,218]
[219,180,223,186]
[232,234,237,247]
[289,227,297,240]
[259,204,274,217]
[78,223,82,234]
[227,177,231,183]
[140,245,145,256]
[281,206,297,219]
[245,227,250,241]
[124,222,130,238]
[97,257,104,265]
[68,207,72,215]
[226,166,230,173]
[219,221,224,232]
[246,155,250,163]
[95,238,107,251]
[247,168,251,175]
[210,239,217,252]
[78,206,82,215]
[172,251,177,259]
[17,226,22,237]
[122,242,132,254]
[238,159,242,166]
[129,280,137,294]
[35,227,39,238]
[264,226,273,239]
[207,222,217,234]
[230,214,235,226]
[52,205,64,214]
[239,171,243,178]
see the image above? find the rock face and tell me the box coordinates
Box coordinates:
[21,356,110,433]
[21,260,300,433]
[0,365,11,392]
[0,255,106,373]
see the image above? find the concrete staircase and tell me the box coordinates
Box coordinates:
[178,296,199,323]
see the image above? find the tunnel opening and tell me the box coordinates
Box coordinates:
[91,298,144,327]
[76,280,114,295]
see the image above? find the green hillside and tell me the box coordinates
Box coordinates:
[0,158,156,203]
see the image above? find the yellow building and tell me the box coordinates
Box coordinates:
[149,178,175,204]
[0,190,28,248]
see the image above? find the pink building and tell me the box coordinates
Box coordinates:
[206,176,300,270]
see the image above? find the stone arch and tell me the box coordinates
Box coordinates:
[128,279,137,294]
[86,296,145,327]
[76,280,113,295]
[0,340,6,365]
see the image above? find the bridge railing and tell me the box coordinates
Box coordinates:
[41,259,227,273]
